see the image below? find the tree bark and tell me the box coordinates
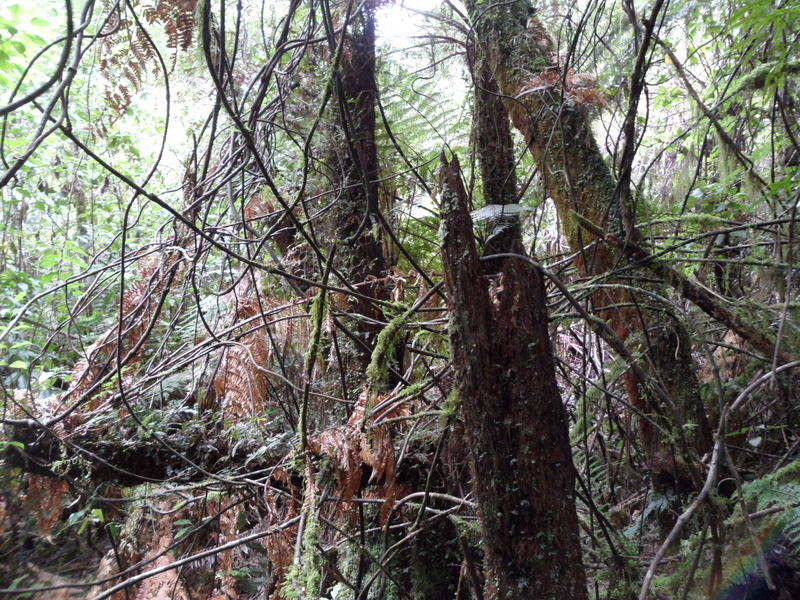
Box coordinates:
[440,154,587,600]
[326,6,390,395]
[331,6,386,310]
[465,0,712,488]
[470,45,520,265]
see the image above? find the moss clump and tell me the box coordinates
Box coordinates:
[280,490,323,599]
[303,289,327,373]
[366,305,415,392]
[448,513,481,545]
[439,387,461,425]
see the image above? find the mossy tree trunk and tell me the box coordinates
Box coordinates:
[331,6,384,298]
[440,154,587,600]
[474,54,517,210]
[464,0,712,489]
[326,5,390,396]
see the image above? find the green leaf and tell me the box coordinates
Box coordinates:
[9,360,28,369]
[0,440,24,450]
[38,371,56,386]
[66,510,85,527]
[64,254,88,269]
[39,253,59,269]
[21,33,45,46]
[77,517,91,535]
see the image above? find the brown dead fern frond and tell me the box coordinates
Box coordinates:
[144,0,198,52]
[212,294,309,420]
[212,295,272,420]
[309,425,363,502]
[21,475,71,537]
[264,468,302,586]
[0,497,7,537]
[130,509,191,600]
[304,390,401,521]
[210,499,240,600]
[520,65,608,111]
[27,565,80,600]
[95,0,199,136]
[32,253,184,433]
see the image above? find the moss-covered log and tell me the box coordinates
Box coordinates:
[2,417,291,485]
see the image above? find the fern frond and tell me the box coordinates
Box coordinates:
[96,0,199,130]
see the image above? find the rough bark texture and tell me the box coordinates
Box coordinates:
[465,0,712,488]
[439,155,587,600]
[327,7,389,394]
[331,7,386,313]
[470,48,521,264]
[473,53,517,208]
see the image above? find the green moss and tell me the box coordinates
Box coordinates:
[448,513,481,545]
[366,305,415,392]
[645,212,729,231]
[439,387,461,424]
[280,495,323,599]
[303,289,327,373]
[395,381,426,401]
[334,522,401,600]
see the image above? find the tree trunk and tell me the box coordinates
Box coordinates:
[465,0,712,489]
[326,5,389,395]
[440,154,587,600]
[470,45,520,265]
[331,5,385,306]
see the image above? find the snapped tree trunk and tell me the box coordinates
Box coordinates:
[440,154,587,600]
[465,0,712,489]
